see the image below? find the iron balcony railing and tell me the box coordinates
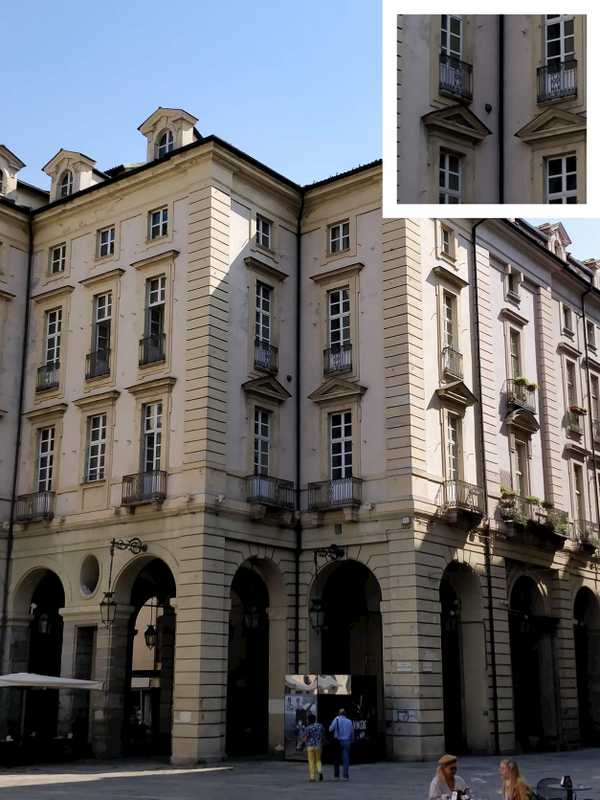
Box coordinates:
[323,342,352,375]
[442,479,485,515]
[537,60,577,103]
[439,52,473,102]
[85,348,111,379]
[505,379,537,414]
[441,346,463,380]
[36,361,60,392]
[572,519,600,547]
[307,476,362,511]
[566,411,584,436]
[122,470,167,506]
[15,491,55,522]
[139,333,166,366]
[254,339,279,373]
[246,474,295,510]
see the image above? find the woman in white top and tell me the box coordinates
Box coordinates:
[428,754,468,800]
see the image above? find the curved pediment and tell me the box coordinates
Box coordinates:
[506,407,540,433]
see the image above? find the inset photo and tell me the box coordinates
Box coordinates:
[394,14,587,205]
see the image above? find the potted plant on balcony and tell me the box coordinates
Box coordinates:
[526,381,538,391]
[514,376,529,387]
[499,486,516,522]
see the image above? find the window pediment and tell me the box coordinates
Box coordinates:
[436,380,476,409]
[79,268,125,288]
[557,340,581,358]
[515,109,586,143]
[244,256,288,283]
[499,307,529,327]
[242,376,291,404]
[32,285,75,304]
[74,389,120,410]
[422,105,492,144]
[432,265,468,290]
[308,377,367,405]
[131,249,179,271]
[126,376,176,396]
[24,402,68,423]
[506,408,540,434]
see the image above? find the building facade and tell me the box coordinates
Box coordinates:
[1,111,600,764]
[396,14,587,204]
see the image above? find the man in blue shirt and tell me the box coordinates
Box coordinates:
[329,708,354,780]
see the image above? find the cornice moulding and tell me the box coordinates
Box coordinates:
[79,268,125,287]
[311,262,364,284]
[131,249,180,270]
[32,284,75,303]
[244,256,289,282]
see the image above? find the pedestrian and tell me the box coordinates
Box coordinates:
[303,713,325,782]
[428,754,468,800]
[499,759,531,800]
[329,708,354,781]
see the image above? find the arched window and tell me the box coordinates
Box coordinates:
[156,130,174,159]
[58,170,73,198]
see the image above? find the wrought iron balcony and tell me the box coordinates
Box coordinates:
[139,333,166,366]
[254,338,278,373]
[441,479,485,516]
[122,470,167,506]
[323,342,352,375]
[85,348,111,379]
[572,519,600,549]
[537,60,577,103]
[246,474,294,510]
[307,476,362,511]
[566,410,584,436]
[441,346,463,380]
[15,491,55,522]
[36,361,60,392]
[439,52,473,102]
[505,379,537,414]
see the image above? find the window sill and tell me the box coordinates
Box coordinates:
[81,478,107,487]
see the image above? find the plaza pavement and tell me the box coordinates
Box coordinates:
[1,749,600,799]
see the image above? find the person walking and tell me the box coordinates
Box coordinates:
[499,759,531,800]
[329,708,354,781]
[303,713,325,782]
[428,754,468,800]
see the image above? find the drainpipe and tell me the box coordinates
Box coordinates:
[498,15,505,204]
[0,212,34,670]
[471,219,501,755]
[294,191,305,674]
[581,285,600,531]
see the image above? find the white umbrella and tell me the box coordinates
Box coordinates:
[0,673,102,690]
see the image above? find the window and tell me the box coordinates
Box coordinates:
[442,290,457,350]
[256,215,273,250]
[58,170,73,198]
[156,130,174,158]
[439,151,462,204]
[255,281,272,344]
[36,426,55,492]
[587,320,596,350]
[149,207,168,239]
[440,224,454,259]
[591,375,600,420]
[328,288,351,349]
[546,155,577,203]
[545,14,575,66]
[441,14,463,58]
[142,402,162,472]
[562,305,574,333]
[44,308,62,366]
[446,413,462,481]
[505,269,521,301]
[145,275,165,338]
[49,243,66,275]
[253,407,271,476]
[566,359,578,407]
[97,226,115,258]
[92,292,112,353]
[513,438,529,497]
[85,413,107,482]
[329,410,352,480]
[573,462,586,521]
[509,328,522,378]
[329,221,350,255]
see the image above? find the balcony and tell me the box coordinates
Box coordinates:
[566,410,584,436]
[85,349,111,380]
[254,339,278,374]
[440,479,485,523]
[246,474,294,510]
[572,519,600,551]
[537,60,577,104]
[441,346,463,380]
[505,379,537,414]
[500,493,568,543]
[307,476,362,512]
[323,343,352,375]
[139,333,166,366]
[15,491,55,522]
[439,52,473,103]
[122,470,166,506]
[36,361,60,392]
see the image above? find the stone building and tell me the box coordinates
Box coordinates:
[396,14,587,203]
[1,110,600,764]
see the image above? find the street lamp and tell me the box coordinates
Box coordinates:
[309,598,326,633]
[242,605,261,630]
[100,591,118,628]
[144,623,158,649]
[99,537,147,629]
[309,544,346,633]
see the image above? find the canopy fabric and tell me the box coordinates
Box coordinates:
[0,672,102,690]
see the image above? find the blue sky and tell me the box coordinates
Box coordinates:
[526,219,600,261]
[4,0,381,189]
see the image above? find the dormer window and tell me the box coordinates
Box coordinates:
[58,170,73,198]
[156,130,174,159]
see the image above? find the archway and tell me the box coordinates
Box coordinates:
[509,575,558,751]
[574,587,600,745]
[309,560,384,758]
[440,562,488,754]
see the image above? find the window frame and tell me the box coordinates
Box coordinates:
[97,226,116,259]
[145,275,166,339]
[328,220,351,256]
[49,243,67,275]
[156,129,174,159]
[445,411,463,482]
[327,287,351,349]
[255,280,273,345]
[84,412,107,482]
[256,214,273,251]
[544,14,575,66]
[565,358,578,407]
[36,426,55,492]
[58,170,73,199]
[513,436,530,497]
[253,406,272,477]
[508,327,522,379]
[43,307,62,366]
[546,154,577,204]
[148,207,169,240]
[441,14,463,59]
[329,409,353,481]
[141,401,163,473]
[438,149,462,204]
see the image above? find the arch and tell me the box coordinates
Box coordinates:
[155,129,174,158]
[58,169,73,198]
[110,546,179,606]
[573,586,600,744]
[10,564,68,617]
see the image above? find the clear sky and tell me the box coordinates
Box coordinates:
[526,219,600,261]
[4,0,381,190]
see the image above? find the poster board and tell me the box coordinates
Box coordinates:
[283,675,350,761]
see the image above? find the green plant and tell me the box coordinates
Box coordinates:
[514,376,529,386]
[527,382,538,391]
[525,496,540,505]
[500,485,515,497]
[541,500,554,510]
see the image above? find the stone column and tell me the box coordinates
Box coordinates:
[0,614,32,739]
[158,600,176,751]
[266,603,288,753]
[554,575,579,747]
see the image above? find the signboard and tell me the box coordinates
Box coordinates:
[284,675,352,760]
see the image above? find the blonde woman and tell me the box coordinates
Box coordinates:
[428,754,467,799]
[499,759,531,800]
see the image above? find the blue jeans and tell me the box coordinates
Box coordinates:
[333,739,351,778]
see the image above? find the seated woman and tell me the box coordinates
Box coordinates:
[429,754,468,799]
[499,759,531,800]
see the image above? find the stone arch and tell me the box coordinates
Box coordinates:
[110,544,179,606]
[10,562,69,617]
[573,586,600,744]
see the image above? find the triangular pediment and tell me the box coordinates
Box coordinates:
[0,145,25,171]
[506,408,540,433]
[242,376,291,404]
[308,377,367,404]
[436,380,477,409]
[42,148,96,176]
[422,104,492,144]
[515,109,586,143]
